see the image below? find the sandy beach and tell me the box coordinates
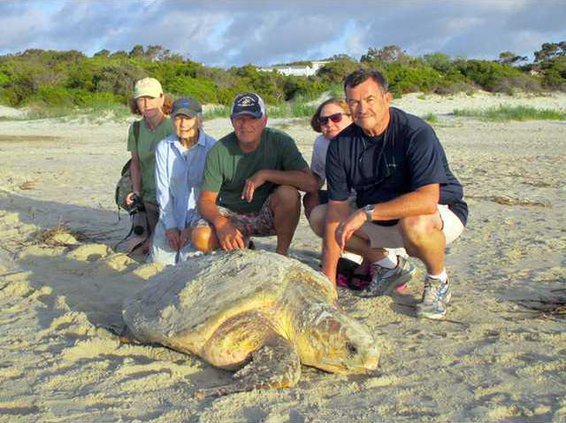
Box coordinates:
[0,91,565,422]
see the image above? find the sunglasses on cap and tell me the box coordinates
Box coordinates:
[319,112,347,126]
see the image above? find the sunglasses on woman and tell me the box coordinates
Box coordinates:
[319,112,348,126]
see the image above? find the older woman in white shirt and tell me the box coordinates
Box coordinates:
[150,97,216,264]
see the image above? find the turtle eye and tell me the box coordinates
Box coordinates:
[346,343,358,355]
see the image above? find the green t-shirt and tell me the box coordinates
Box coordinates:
[202,127,308,214]
[127,117,174,203]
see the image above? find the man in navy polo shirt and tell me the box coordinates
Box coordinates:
[321,69,468,320]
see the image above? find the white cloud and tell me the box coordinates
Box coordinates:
[0,0,564,66]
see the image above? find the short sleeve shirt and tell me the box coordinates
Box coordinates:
[326,108,468,225]
[202,127,309,214]
[127,117,174,203]
[310,134,330,182]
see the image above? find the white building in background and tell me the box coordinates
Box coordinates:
[259,60,330,77]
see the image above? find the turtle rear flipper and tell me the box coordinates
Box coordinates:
[195,335,301,400]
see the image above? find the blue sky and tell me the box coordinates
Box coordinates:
[1,0,565,67]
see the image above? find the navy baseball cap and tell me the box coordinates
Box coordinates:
[231,93,266,119]
[172,97,202,118]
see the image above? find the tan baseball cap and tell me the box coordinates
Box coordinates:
[134,77,163,99]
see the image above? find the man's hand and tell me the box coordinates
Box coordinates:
[241,171,266,203]
[214,219,246,250]
[336,209,367,251]
[165,228,182,251]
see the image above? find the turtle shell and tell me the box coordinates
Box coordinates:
[122,250,335,354]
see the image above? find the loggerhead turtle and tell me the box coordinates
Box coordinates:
[122,250,380,398]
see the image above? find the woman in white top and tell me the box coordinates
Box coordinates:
[303,97,353,219]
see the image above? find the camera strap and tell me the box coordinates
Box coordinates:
[127,211,152,256]
[113,207,152,255]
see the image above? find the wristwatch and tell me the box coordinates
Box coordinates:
[363,204,375,222]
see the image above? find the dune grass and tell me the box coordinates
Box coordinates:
[203,98,318,120]
[453,105,564,121]
[422,112,438,124]
[203,105,231,119]
[14,103,132,122]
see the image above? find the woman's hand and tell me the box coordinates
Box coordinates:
[125,192,140,207]
[165,228,182,251]
[180,228,192,248]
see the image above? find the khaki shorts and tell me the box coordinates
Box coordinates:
[362,204,464,248]
[194,195,276,237]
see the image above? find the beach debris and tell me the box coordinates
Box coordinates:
[514,289,566,320]
[492,195,551,207]
[18,180,37,190]
[123,249,380,399]
[467,194,551,207]
[32,224,80,246]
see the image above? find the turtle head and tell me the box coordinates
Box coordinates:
[294,305,380,374]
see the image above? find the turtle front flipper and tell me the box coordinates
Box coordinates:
[195,334,301,400]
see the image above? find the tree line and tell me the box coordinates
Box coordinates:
[0,42,564,109]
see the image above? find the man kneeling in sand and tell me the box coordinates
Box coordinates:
[320,69,468,320]
[193,93,317,256]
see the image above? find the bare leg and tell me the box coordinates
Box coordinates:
[192,226,220,253]
[399,213,445,275]
[302,191,320,220]
[270,185,301,256]
[309,204,388,263]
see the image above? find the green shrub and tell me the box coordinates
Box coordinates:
[167,76,219,104]
[454,60,533,92]
[385,63,444,94]
[33,85,74,106]
[0,44,564,113]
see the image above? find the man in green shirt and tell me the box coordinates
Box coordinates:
[194,93,317,256]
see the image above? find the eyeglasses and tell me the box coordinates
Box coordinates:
[319,112,347,126]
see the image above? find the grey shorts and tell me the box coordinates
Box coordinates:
[362,204,465,248]
[194,195,276,237]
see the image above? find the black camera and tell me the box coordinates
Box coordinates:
[129,193,145,215]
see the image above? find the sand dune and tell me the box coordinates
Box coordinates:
[0,92,565,422]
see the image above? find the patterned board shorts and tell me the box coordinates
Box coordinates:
[193,195,276,237]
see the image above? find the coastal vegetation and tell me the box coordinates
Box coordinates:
[0,42,564,116]
[453,105,565,121]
